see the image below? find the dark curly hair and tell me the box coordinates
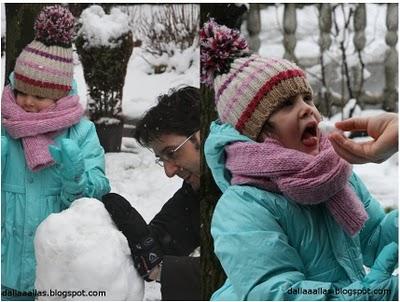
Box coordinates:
[134,86,200,147]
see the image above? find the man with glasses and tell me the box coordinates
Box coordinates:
[102,86,200,300]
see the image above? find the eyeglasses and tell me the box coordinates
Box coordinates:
[155,131,197,167]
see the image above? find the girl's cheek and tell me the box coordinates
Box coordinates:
[38,101,56,111]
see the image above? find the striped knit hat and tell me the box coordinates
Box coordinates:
[14,5,75,100]
[201,20,313,140]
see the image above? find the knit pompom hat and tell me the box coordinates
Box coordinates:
[201,19,313,140]
[14,5,75,100]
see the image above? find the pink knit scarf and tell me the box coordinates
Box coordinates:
[225,135,368,236]
[1,85,84,171]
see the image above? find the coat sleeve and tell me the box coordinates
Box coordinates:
[148,182,200,256]
[349,173,398,267]
[211,187,369,301]
[61,120,111,205]
[160,256,200,300]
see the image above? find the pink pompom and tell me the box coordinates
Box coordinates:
[200,19,249,87]
[34,5,75,47]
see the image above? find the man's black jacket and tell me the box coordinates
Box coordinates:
[149,182,200,301]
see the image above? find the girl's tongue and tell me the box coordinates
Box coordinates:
[301,128,318,147]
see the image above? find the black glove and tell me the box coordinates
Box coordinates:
[102,193,163,281]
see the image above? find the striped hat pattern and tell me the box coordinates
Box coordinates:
[201,20,313,140]
[214,55,313,140]
[14,5,75,100]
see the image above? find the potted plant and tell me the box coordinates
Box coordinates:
[75,5,133,152]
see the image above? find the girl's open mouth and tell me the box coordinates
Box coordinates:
[301,122,318,147]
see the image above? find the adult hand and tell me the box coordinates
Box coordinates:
[102,193,163,281]
[329,113,398,164]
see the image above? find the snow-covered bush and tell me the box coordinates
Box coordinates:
[77,5,129,49]
[143,5,198,55]
[34,198,144,301]
[75,5,133,123]
[121,4,199,74]
[75,5,134,152]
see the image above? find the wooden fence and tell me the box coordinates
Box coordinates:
[246,3,398,117]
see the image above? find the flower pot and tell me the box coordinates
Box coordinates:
[95,121,124,153]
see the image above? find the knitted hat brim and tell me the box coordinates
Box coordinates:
[14,79,70,100]
[240,76,313,140]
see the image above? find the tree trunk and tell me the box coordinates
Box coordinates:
[283,4,298,63]
[383,3,398,112]
[246,4,261,52]
[199,5,249,298]
[200,85,225,300]
[4,3,44,86]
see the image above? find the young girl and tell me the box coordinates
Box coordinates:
[201,20,398,301]
[1,6,110,299]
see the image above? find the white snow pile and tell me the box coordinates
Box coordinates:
[122,47,199,120]
[34,198,144,301]
[78,5,130,48]
[142,44,199,75]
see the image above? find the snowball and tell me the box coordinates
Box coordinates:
[318,121,342,135]
[34,198,144,301]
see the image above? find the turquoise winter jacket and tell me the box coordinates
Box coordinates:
[204,121,398,301]
[1,118,111,292]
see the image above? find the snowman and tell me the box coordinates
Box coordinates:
[34,198,144,301]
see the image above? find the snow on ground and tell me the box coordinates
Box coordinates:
[353,152,398,209]
[106,138,181,224]
[122,46,199,120]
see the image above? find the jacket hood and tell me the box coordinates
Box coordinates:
[204,121,253,193]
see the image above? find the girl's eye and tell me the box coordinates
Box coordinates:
[16,90,26,96]
[34,95,45,100]
[282,98,294,107]
[304,94,313,103]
